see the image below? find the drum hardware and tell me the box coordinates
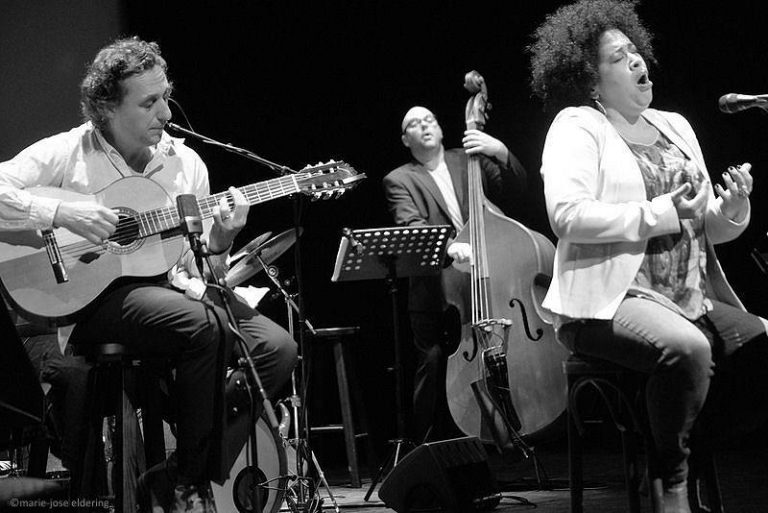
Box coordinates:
[265,263,339,513]
[231,230,338,513]
[211,412,288,513]
[192,230,280,513]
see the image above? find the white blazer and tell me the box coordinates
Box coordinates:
[541,106,749,319]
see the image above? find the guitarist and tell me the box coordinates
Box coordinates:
[0,37,296,513]
[382,105,528,444]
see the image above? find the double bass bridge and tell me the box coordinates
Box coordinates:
[464,318,512,363]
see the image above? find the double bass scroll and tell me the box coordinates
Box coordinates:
[444,70,569,447]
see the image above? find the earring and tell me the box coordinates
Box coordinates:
[592,95,607,116]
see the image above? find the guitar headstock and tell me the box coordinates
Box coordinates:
[296,160,366,200]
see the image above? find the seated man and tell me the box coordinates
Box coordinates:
[0,37,297,512]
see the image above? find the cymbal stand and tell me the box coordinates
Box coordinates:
[256,256,340,513]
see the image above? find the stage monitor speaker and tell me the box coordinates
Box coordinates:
[378,436,501,513]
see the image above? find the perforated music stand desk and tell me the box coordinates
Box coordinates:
[331,225,452,283]
[331,225,452,500]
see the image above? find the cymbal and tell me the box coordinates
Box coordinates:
[228,231,273,265]
[225,228,302,287]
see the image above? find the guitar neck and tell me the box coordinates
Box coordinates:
[139,173,304,237]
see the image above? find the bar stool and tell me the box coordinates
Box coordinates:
[308,326,375,488]
[78,343,167,513]
[565,353,723,513]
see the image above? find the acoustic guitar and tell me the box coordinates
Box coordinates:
[0,161,363,324]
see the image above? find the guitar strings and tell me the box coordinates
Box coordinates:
[55,173,313,248]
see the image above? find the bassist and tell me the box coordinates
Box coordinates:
[383,105,528,444]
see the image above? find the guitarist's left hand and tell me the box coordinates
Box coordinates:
[208,186,249,254]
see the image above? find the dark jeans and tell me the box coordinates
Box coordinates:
[559,297,768,488]
[70,282,297,486]
[409,310,461,443]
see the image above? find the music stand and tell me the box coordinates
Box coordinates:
[331,225,451,500]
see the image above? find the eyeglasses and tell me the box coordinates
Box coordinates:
[402,114,437,133]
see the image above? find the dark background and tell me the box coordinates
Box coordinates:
[3,1,768,464]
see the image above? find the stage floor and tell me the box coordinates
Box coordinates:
[314,442,767,513]
[2,434,766,512]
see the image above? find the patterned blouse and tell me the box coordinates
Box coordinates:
[624,130,712,320]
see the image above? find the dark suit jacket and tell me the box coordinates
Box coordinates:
[383,148,527,312]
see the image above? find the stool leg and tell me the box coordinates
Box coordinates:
[118,365,144,513]
[567,399,584,513]
[333,340,361,488]
[691,451,724,513]
[620,430,642,513]
[140,368,166,467]
[81,368,107,498]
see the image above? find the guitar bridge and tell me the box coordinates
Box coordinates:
[42,229,69,283]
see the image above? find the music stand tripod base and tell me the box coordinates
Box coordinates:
[331,225,452,501]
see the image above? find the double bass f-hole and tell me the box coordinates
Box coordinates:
[508,298,544,341]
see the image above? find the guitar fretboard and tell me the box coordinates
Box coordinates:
[134,173,304,237]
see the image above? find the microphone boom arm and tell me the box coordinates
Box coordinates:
[167,122,297,176]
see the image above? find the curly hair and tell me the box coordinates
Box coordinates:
[80,37,169,131]
[528,0,655,112]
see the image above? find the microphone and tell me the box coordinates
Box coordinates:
[718,93,768,114]
[342,227,365,254]
[176,194,204,254]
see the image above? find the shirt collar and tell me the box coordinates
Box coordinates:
[90,122,178,161]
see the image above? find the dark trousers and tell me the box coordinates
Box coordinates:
[70,282,297,486]
[559,298,768,488]
[23,334,92,475]
[409,310,461,444]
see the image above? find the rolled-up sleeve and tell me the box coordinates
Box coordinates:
[0,136,69,230]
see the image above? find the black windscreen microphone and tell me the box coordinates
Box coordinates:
[718,93,768,114]
[176,194,204,252]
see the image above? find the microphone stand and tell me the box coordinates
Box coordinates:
[178,191,273,513]
[167,122,297,177]
[194,239,274,513]
[167,123,321,512]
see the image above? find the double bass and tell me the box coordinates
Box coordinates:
[445,71,569,448]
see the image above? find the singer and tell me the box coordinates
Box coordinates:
[0,37,296,513]
[529,1,767,512]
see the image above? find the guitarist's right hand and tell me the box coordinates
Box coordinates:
[54,201,119,245]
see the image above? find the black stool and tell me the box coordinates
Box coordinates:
[565,353,724,513]
[79,343,166,513]
[308,326,375,488]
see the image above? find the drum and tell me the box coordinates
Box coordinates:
[211,413,288,513]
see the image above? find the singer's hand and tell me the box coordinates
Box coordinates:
[54,201,118,246]
[462,130,509,162]
[715,162,753,220]
[671,181,709,219]
[210,187,249,253]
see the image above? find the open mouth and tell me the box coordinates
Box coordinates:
[637,72,652,88]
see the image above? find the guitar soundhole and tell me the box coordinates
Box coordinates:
[105,209,144,253]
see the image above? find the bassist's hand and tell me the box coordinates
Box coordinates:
[448,242,472,273]
[54,201,118,245]
[463,130,509,163]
